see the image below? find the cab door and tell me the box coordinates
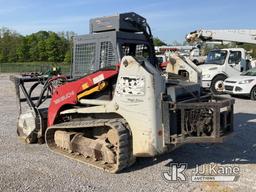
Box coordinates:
[225,50,242,76]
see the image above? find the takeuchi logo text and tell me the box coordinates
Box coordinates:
[54,91,75,104]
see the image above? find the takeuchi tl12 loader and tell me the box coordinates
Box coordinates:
[11,12,234,173]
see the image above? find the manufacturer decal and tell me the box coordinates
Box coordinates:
[116,76,145,96]
[54,91,75,104]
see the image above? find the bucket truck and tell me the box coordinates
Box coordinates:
[186,29,256,94]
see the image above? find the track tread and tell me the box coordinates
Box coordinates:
[45,118,133,173]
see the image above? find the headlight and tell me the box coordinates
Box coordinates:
[202,74,211,78]
[238,79,254,84]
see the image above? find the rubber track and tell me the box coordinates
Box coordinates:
[45,118,132,173]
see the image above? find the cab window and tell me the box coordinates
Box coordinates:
[121,44,149,58]
[228,51,241,64]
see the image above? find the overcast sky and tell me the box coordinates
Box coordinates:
[0,0,255,44]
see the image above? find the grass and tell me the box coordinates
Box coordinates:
[0,62,71,75]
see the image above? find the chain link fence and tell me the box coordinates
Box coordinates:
[0,63,71,75]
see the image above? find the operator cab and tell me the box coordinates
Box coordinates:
[72,12,155,78]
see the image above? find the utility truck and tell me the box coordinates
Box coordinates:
[186,29,256,94]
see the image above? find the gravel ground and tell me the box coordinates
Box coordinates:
[0,73,256,192]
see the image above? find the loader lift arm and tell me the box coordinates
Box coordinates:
[48,66,118,126]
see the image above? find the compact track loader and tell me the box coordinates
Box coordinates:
[11,12,234,173]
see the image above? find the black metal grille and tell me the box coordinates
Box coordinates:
[225,85,234,91]
[135,44,147,57]
[100,41,115,68]
[121,44,149,58]
[74,43,96,76]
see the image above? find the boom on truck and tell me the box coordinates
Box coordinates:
[186,29,256,94]
[11,13,234,173]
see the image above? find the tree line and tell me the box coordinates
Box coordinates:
[0,28,169,64]
[0,27,75,64]
[1,27,255,64]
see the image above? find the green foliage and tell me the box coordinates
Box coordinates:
[17,38,29,61]
[46,32,61,62]
[38,40,47,61]
[0,27,74,63]
[64,49,72,64]
[240,43,256,58]
[0,62,70,74]
[153,37,167,46]
[0,27,22,62]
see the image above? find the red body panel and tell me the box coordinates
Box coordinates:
[48,69,118,126]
